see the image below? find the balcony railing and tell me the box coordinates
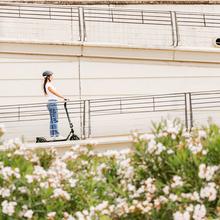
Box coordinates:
[1,4,220,46]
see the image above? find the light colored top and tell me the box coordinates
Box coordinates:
[45,82,57,100]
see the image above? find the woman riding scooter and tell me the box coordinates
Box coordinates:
[42,71,68,139]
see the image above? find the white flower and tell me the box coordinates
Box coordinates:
[1,200,17,216]
[0,166,20,180]
[162,186,170,195]
[186,204,194,213]
[155,143,166,155]
[75,211,85,219]
[192,204,206,220]
[169,193,178,202]
[23,209,33,219]
[25,175,34,183]
[198,130,207,139]
[69,178,78,188]
[171,176,184,188]
[139,133,155,141]
[202,150,207,155]
[0,188,11,198]
[188,142,203,154]
[63,212,76,220]
[167,149,174,154]
[52,188,70,201]
[200,182,217,201]
[40,182,49,189]
[95,201,108,212]
[173,211,190,220]
[47,212,56,219]
[127,184,136,192]
[147,139,157,154]
[198,164,219,181]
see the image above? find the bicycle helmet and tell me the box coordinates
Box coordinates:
[42,70,53,77]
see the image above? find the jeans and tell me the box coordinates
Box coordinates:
[47,100,59,137]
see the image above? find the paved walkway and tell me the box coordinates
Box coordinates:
[0,135,133,154]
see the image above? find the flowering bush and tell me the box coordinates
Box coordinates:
[0,119,220,220]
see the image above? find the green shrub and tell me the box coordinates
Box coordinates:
[0,119,219,220]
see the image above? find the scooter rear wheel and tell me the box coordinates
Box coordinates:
[70,134,80,140]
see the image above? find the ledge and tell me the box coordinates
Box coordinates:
[1,39,220,63]
[0,135,133,154]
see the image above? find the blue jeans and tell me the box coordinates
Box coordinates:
[47,100,59,137]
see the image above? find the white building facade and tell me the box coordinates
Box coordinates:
[1,3,220,140]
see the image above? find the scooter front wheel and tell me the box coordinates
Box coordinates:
[70,134,80,140]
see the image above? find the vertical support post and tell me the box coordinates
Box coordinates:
[49,7,51,19]
[18,6,21,18]
[184,93,188,131]
[77,7,86,42]
[152,96,155,111]
[88,100,91,138]
[170,11,175,46]
[170,11,179,47]
[70,7,74,41]
[82,8,87,42]
[203,14,206,27]
[141,11,144,24]
[188,92,194,130]
[77,7,82,42]
[18,106,20,121]
[82,100,86,139]
[111,9,114,22]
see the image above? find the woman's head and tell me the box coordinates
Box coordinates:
[42,71,53,95]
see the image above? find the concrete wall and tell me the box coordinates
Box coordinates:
[1,4,220,141]
[1,41,220,141]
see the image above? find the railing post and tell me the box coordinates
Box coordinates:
[203,14,207,27]
[78,7,86,42]
[82,100,86,139]
[152,96,155,111]
[82,100,91,139]
[188,92,194,130]
[141,11,144,24]
[18,106,21,121]
[170,11,179,47]
[70,7,74,41]
[77,7,82,42]
[184,93,188,131]
[88,100,91,138]
[82,8,87,42]
[49,7,51,19]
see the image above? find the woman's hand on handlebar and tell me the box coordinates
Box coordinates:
[63,98,70,102]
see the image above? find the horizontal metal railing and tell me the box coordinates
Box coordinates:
[0,4,79,21]
[1,90,220,138]
[0,100,83,123]
[176,11,220,28]
[89,93,186,116]
[83,8,172,25]
[1,4,220,46]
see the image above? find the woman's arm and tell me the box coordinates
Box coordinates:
[48,86,65,100]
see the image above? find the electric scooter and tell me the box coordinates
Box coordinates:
[36,101,80,143]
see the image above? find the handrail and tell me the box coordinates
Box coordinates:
[1,4,220,28]
[1,90,220,137]
[1,4,220,47]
